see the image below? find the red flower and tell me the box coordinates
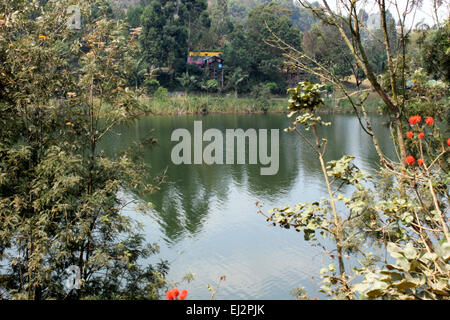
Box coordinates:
[167,288,187,300]
[408,115,421,126]
[418,132,425,139]
[405,156,415,165]
[417,159,424,166]
[406,131,414,138]
[447,138,450,146]
[179,289,188,300]
[166,290,175,300]
[425,116,434,126]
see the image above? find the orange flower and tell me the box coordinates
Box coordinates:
[406,156,415,165]
[418,132,425,139]
[417,159,424,166]
[447,138,450,146]
[408,115,421,126]
[179,289,188,300]
[167,288,187,300]
[425,116,434,126]
[406,131,414,138]
[166,290,175,300]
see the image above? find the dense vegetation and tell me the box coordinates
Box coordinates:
[0,0,169,300]
[97,0,448,105]
[0,0,449,300]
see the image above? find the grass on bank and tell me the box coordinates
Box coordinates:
[99,89,384,116]
[140,94,287,115]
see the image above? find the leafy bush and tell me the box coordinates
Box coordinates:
[265,82,278,94]
[154,86,170,100]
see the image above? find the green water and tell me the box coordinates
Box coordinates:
[101,113,396,299]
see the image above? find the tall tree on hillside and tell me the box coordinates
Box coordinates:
[303,22,354,80]
[126,5,144,28]
[276,0,318,31]
[244,3,303,87]
[210,0,233,46]
[139,1,211,73]
[140,2,172,67]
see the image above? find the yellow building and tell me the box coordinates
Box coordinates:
[188,51,223,57]
[187,52,224,88]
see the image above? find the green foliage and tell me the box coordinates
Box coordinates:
[154,86,170,100]
[265,81,278,94]
[177,72,199,93]
[402,68,449,122]
[138,0,210,83]
[251,83,271,112]
[290,286,311,300]
[354,241,450,299]
[303,23,354,79]
[139,2,186,72]
[287,82,325,112]
[0,0,168,300]
[285,112,331,131]
[226,67,248,97]
[201,79,219,93]
[420,20,450,81]
[268,154,373,245]
[144,79,161,94]
[126,5,144,29]
[222,2,302,93]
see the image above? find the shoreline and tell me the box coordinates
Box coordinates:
[122,90,383,117]
[132,106,382,117]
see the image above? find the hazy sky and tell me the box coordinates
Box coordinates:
[293,0,450,27]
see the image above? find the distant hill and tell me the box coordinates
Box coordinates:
[109,0,317,32]
[110,0,140,9]
[110,0,214,9]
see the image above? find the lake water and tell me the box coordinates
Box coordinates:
[101,113,396,300]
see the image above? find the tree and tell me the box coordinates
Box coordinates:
[228,0,249,24]
[251,83,272,113]
[360,10,398,75]
[177,72,198,94]
[245,3,302,88]
[223,2,303,92]
[0,0,168,299]
[139,0,211,85]
[201,78,219,93]
[302,22,354,80]
[140,1,186,71]
[126,5,144,29]
[227,67,248,97]
[210,0,233,46]
[277,0,318,32]
[420,20,450,81]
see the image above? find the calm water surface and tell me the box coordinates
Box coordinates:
[101,113,396,299]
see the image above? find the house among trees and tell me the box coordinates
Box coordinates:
[187,51,224,88]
